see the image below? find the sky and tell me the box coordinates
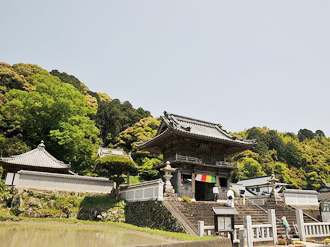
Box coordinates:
[1,1,330,136]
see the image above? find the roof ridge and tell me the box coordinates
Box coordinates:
[2,148,38,160]
[164,111,222,128]
[41,148,69,168]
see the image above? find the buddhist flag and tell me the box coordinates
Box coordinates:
[195,174,216,183]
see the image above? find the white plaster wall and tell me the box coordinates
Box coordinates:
[10,171,113,194]
[284,193,319,207]
[120,179,164,202]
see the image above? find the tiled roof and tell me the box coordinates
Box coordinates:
[97,147,133,160]
[162,111,255,145]
[0,141,70,169]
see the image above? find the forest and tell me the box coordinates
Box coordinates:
[0,62,329,189]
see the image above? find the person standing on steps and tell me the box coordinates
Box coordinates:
[281,216,291,240]
[213,183,220,201]
[227,189,235,207]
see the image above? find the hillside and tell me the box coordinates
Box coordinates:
[0,62,150,174]
[230,128,330,189]
[0,62,329,189]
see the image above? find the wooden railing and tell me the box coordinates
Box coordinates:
[304,222,330,238]
[168,154,202,164]
[168,154,236,167]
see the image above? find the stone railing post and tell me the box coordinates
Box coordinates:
[296,209,306,242]
[243,216,253,247]
[239,227,248,247]
[268,209,278,244]
[198,220,204,237]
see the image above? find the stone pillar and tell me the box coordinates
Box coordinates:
[239,228,248,247]
[198,220,204,237]
[268,209,278,244]
[243,216,253,247]
[176,169,181,196]
[296,209,306,241]
[192,172,196,201]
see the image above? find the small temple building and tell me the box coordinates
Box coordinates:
[1,141,72,179]
[137,111,255,201]
[0,141,113,193]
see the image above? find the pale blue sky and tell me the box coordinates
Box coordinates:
[1,1,330,136]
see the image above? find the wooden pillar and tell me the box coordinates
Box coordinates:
[192,172,196,201]
[226,175,230,189]
[216,175,220,187]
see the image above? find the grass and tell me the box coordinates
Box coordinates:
[13,217,217,241]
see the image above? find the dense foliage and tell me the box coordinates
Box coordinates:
[0,63,149,175]
[231,128,330,189]
[95,155,138,195]
[114,117,162,181]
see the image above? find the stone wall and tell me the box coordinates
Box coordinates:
[0,187,125,222]
[125,201,185,233]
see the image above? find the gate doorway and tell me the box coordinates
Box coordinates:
[195,181,214,201]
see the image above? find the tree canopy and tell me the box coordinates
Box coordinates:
[232,127,330,189]
[95,155,138,195]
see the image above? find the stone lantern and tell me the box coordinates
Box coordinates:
[161,161,177,195]
[268,174,280,202]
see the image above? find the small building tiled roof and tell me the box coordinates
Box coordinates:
[138,111,255,150]
[0,141,70,170]
[237,175,289,187]
[97,147,133,160]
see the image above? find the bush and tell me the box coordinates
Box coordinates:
[181,196,192,203]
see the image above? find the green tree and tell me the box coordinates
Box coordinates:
[0,135,30,157]
[237,158,266,180]
[283,142,302,167]
[138,158,161,181]
[298,129,315,142]
[95,155,138,196]
[50,116,100,173]
[115,117,161,165]
[315,130,326,137]
[1,67,99,173]
[96,99,151,145]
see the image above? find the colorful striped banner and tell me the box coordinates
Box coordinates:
[195,174,216,183]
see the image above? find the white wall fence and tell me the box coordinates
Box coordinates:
[6,170,113,194]
[120,179,164,202]
[199,210,278,247]
[284,189,319,209]
[296,209,330,241]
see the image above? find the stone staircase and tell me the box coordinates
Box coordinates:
[164,199,320,238]
[260,199,319,238]
[167,201,271,235]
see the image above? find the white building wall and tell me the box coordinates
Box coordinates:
[6,170,113,194]
[284,190,319,208]
[120,179,164,202]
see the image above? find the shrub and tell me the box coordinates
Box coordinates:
[181,196,192,203]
